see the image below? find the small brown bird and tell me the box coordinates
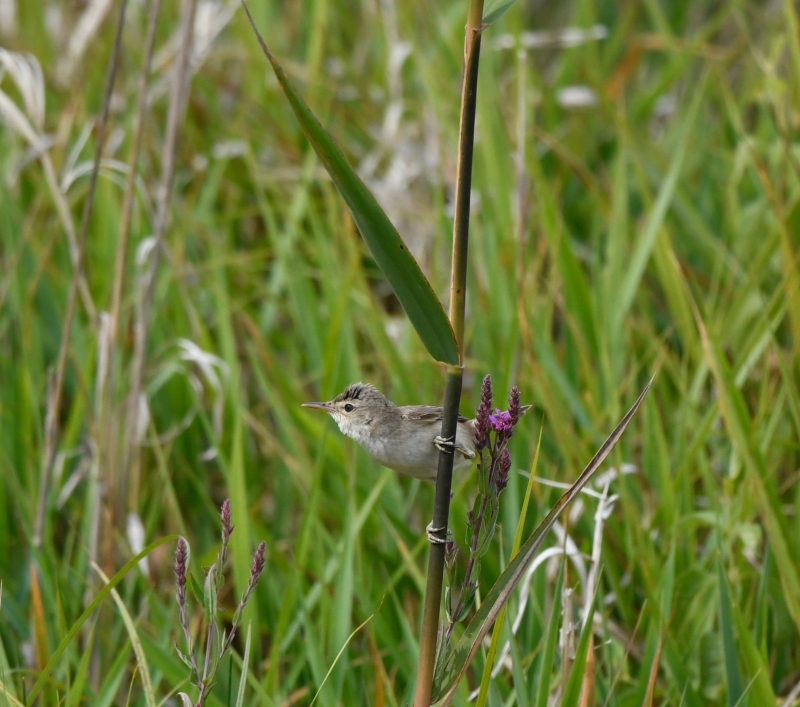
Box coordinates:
[303,382,503,482]
[303,382,529,542]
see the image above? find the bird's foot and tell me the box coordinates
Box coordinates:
[426,522,451,545]
[435,434,476,460]
[434,435,455,453]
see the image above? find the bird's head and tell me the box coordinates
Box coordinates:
[302,382,393,442]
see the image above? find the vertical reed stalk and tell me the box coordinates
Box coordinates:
[413,0,484,703]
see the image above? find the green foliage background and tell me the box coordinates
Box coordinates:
[0,0,799,704]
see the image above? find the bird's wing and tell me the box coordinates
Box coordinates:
[400,405,469,423]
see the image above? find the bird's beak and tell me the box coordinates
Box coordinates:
[302,401,332,412]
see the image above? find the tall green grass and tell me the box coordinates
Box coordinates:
[0,0,798,705]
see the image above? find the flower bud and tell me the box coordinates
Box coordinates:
[445,539,458,568]
[250,541,267,586]
[507,387,521,438]
[220,499,234,544]
[174,538,188,589]
[496,449,511,493]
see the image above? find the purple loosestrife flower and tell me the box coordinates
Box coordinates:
[475,375,494,451]
[488,409,513,433]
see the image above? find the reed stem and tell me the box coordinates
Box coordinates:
[413,0,484,703]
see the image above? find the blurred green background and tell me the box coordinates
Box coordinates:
[1,0,799,704]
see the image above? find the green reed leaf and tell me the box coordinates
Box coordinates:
[241,2,459,365]
[561,590,599,707]
[482,0,517,25]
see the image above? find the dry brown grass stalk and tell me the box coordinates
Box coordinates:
[33,0,130,549]
[100,0,164,525]
[121,0,199,509]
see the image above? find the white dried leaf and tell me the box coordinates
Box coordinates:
[0,49,45,129]
[126,512,149,577]
[178,339,228,439]
[494,25,608,51]
[57,0,114,86]
[136,236,157,266]
[192,0,238,69]
[62,158,131,192]
[0,86,43,151]
[593,463,637,489]
[177,339,228,394]
[199,446,218,461]
[135,393,150,444]
[557,85,598,109]
[0,0,18,38]
[44,3,64,44]
[211,140,246,160]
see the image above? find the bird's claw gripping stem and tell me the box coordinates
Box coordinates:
[426,522,451,545]
[434,435,456,454]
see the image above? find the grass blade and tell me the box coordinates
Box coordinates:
[639,627,664,707]
[65,622,94,706]
[696,312,800,632]
[91,562,157,707]
[718,559,743,706]
[0,679,24,707]
[27,535,178,703]
[562,590,600,707]
[610,75,705,337]
[234,623,252,707]
[534,560,566,707]
[309,598,384,707]
[730,592,777,706]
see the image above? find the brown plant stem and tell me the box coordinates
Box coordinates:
[413,0,484,703]
[102,0,163,520]
[33,0,129,549]
[121,0,197,503]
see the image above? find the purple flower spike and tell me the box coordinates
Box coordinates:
[475,375,493,451]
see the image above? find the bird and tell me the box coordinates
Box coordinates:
[302,382,480,484]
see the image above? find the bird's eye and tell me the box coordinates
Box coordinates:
[344,404,354,413]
